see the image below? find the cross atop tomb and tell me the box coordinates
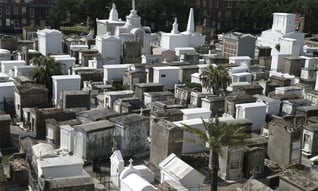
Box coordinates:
[129,158,133,166]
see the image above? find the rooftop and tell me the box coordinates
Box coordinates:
[135,83,164,88]
[180,108,211,115]
[51,75,81,80]
[236,102,267,108]
[109,113,148,125]
[37,155,84,168]
[74,120,115,133]
[280,168,318,190]
[77,108,119,121]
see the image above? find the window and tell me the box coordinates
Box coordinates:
[202,0,206,7]
[5,6,10,15]
[5,18,10,26]
[21,18,26,25]
[0,8,2,17]
[215,1,219,8]
[21,7,26,15]
[0,20,2,26]
[225,11,232,19]
[30,7,34,17]
[161,74,166,78]
[13,7,18,15]
[30,19,34,26]
[226,1,232,8]
[14,19,19,28]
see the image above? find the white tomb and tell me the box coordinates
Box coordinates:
[120,158,156,191]
[103,64,131,84]
[235,102,266,132]
[0,49,11,61]
[114,0,158,55]
[103,90,134,109]
[51,75,81,106]
[153,66,180,88]
[37,29,62,56]
[197,64,208,74]
[0,72,9,82]
[96,3,126,36]
[1,60,25,74]
[13,65,36,77]
[111,151,155,189]
[275,86,303,97]
[229,64,249,75]
[301,56,318,68]
[37,155,84,178]
[110,150,125,188]
[175,47,196,57]
[232,72,252,83]
[96,33,121,64]
[160,9,205,50]
[254,94,281,115]
[159,153,205,191]
[258,13,304,72]
[229,56,251,66]
[180,108,211,120]
[269,71,296,85]
[60,125,74,153]
[190,73,201,84]
[174,118,209,154]
[314,71,318,91]
[258,13,304,55]
[50,55,76,75]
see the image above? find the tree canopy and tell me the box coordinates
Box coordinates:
[30,56,63,100]
[182,117,249,191]
[200,64,230,96]
[49,0,193,33]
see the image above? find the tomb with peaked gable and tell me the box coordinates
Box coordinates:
[160,8,205,51]
[96,3,126,36]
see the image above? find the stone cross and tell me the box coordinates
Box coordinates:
[129,158,133,166]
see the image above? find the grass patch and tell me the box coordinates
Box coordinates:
[60,26,90,35]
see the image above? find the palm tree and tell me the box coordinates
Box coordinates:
[30,56,63,100]
[182,117,249,191]
[200,64,230,96]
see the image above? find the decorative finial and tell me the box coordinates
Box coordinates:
[185,8,195,34]
[132,0,135,10]
[109,3,119,21]
[171,17,179,34]
[129,158,133,166]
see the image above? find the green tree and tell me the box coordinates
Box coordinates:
[49,0,78,29]
[182,117,249,191]
[30,56,63,100]
[200,64,230,96]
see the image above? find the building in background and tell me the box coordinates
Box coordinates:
[0,0,51,33]
[187,0,242,32]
